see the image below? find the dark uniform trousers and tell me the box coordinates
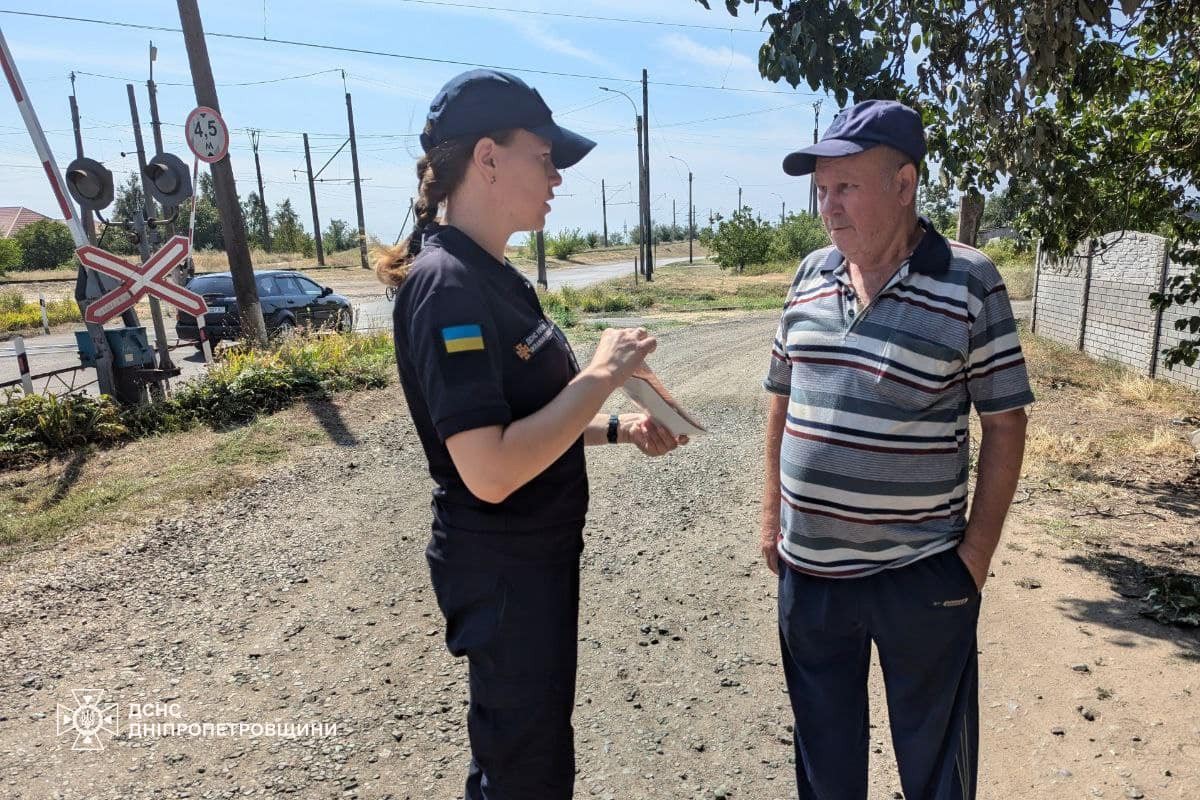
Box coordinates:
[778,547,981,800]
[427,531,582,800]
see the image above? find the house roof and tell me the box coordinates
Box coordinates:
[0,206,53,238]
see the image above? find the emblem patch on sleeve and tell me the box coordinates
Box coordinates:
[442,324,485,354]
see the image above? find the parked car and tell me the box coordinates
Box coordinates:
[175,269,352,347]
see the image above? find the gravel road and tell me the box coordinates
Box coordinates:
[1,312,1195,800]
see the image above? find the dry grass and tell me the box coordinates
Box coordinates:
[506,240,706,270]
[0,388,386,558]
[1015,329,1198,486]
[191,247,369,273]
[587,262,792,313]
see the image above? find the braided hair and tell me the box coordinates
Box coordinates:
[374,124,516,287]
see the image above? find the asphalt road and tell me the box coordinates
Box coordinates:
[0,256,691,396]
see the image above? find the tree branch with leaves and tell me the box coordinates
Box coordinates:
[697,0,1200,368]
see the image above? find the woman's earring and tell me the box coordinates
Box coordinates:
[490,175,496,184]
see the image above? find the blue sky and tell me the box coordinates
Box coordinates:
[1,1,834,245]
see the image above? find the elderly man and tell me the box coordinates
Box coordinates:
[761,100,1033,800]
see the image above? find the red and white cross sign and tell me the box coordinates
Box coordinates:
[76,235,208,325]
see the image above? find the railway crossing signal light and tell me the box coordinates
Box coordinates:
[64,157,114,212]
[143,152,193,207]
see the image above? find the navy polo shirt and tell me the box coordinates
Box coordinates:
[393,225,588,551]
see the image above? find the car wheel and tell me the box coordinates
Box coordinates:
[273,317,296,341]
[337,308,354,333]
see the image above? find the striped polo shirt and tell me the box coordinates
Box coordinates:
[764,222,1034,577]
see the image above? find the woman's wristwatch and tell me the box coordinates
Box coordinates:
[606,413,620,444]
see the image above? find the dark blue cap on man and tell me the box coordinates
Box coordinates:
[782,99,926,176]
[421,69,596,169]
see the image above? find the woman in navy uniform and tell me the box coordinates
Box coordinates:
[376,69,687,799]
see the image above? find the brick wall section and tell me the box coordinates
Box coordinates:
[1033,250,1087,345]
[1081,233,1164,373]
[1034,231,1200,392]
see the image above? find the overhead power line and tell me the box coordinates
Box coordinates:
[384,0,766,34]
[70,67,344,88]
[0,9,814,96]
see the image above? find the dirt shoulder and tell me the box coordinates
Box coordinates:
[0,315,1197,800]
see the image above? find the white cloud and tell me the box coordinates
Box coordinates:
[659,32,756,73]
[511,19,613,69]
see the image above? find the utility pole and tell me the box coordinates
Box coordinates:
[146,42,164,156]
[809,100,822,216]
[345,88,369,269]
[672,198,676,231]
[126,83,174,387]
[177,0,267,346]
[249,130,271,251]
[781,201,786,225]
[394,197,414,245]
[635,114,645,277]
[671,154,693,265]
[690,201,695,264]
[641,68,653,281]
[62,70,117,397]
[147,42,183,284]
[303,133,326,266]
[600,179,608,247]
[535,230,547,289]
[67,75,95,245]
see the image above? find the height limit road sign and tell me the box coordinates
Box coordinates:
[185,106,229,163]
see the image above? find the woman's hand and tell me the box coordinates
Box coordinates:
[586,328,656,391]
[620,413,688,456]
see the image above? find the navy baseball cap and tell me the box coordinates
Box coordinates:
[782,99,926,176]
[420,69,596,169]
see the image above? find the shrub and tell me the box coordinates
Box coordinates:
[0,237,22,274]
[547,304,577,329]
[0,331,395,470]
[585,231,601,248]
[0,291,81,332]
[980,237,1028,264]
[546,228,588,259]
[13,219,75,270]
[769,213,830,262]
[709,208,774,272]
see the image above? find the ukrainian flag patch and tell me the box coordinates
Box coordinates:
[442,324,486,354]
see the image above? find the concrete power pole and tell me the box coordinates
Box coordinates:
[302,133,325,266]
[176,0,267,346]
[345,90,369,269]
[641,69,653,281]
[249,130,271,252]
[601,179,608,247]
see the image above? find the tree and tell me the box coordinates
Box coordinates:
[13,219,74,270]
[698,0,1200,367]
[243,192,270,251]
[981,180,1038,232]
[322,218,353,254]
[918,180,956,237]
[770,213,831,262]
[710,207,774,272]
[193,172,225,252]
[271,199,312,255]
[0,237,22,274]
[104,172,143,255]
